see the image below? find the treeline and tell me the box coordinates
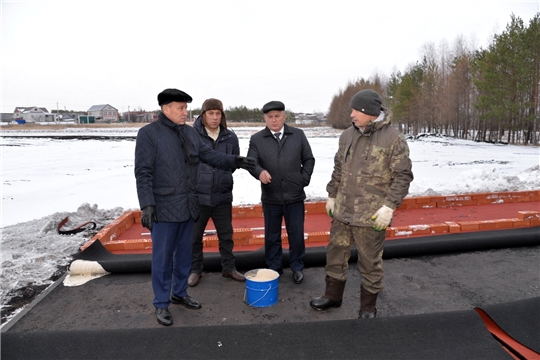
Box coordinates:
[328,14,540,145]
[190,105,296,123]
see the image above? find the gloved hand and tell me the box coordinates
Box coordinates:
[326,198,335,218]
[235,156,257,171]
[371,205,394,231]
[141,205,157,230]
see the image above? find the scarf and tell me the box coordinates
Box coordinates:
[175,124,199,165]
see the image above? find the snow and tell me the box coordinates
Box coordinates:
[1,126,539,319]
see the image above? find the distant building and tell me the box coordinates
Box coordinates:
[122,111,156,123]
[87,104,119,123]
[13,106,55,123]
[295,112,327,125]
[1,113,14,122]
[57,112,86,123]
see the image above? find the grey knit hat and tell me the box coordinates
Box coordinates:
[349,89,382,116]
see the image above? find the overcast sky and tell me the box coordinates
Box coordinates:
[1,0,538,115]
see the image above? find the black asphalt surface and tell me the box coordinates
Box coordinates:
[2,245,540,359]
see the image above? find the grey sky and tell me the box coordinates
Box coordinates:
[1,0,538,114]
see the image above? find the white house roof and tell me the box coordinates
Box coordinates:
[14,107,49,113]
[88,104,117,111]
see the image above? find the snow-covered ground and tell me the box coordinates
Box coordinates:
[1,126,539,322]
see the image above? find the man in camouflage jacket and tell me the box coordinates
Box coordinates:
[310,89,413,318]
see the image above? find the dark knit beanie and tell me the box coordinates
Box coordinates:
[202,98,227,128]
[349,89,382,116]
[158,88,192,106]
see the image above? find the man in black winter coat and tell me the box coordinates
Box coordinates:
[247,101,315,284]
[134,89,256,326]
[188,98,245,287]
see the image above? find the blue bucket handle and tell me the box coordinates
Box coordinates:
[243,284,273,307]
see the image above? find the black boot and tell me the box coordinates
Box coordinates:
[358,284,378,319]
[310,276,346,311]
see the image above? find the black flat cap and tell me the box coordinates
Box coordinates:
[262,101,285,114]
[158,88,193,106]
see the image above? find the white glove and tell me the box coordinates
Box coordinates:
[326,198,336,218]
[371,205,394,231]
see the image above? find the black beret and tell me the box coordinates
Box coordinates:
[262,101,285,114]
[158,88,193,106]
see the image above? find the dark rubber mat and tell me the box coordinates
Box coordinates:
[75,227,540,273]
[2,309,510,360]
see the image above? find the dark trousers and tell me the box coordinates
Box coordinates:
[151,219,194,308]
[191,203,236,273]
[263,201,305,272]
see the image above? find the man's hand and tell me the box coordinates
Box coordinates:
[259,170,272,184]
[371,205,394,231]
[141,205,157,230]
[326,198,335,218]
[235,156,257,171]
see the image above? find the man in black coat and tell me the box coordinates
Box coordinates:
[134,89,255,326]
[247,101,315,284]
[189,98,245,287]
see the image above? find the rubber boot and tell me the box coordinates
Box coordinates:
[310,276,346,311]
[358,284,378,319]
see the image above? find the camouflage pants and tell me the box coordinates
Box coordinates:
[324,219,386,294]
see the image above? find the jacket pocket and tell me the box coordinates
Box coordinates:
[285,172,304,193]
[301,171,310,186]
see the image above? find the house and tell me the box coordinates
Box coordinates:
[13,106,55,123]
[87,104,119,123]
[57,112,86,123]
[295,112,327,125]
[121,111,156,123]
[1,113,14,123]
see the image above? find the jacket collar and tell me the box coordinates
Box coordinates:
[193,114,229,137]
[354,110,390,134]
[158,112,183,131]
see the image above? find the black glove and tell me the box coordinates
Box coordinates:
[235,156,257,171]
[141,205,157,230]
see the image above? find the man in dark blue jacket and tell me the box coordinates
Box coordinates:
[134,89,255,326]
[247,101,315,284]
[189,98,244,287]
